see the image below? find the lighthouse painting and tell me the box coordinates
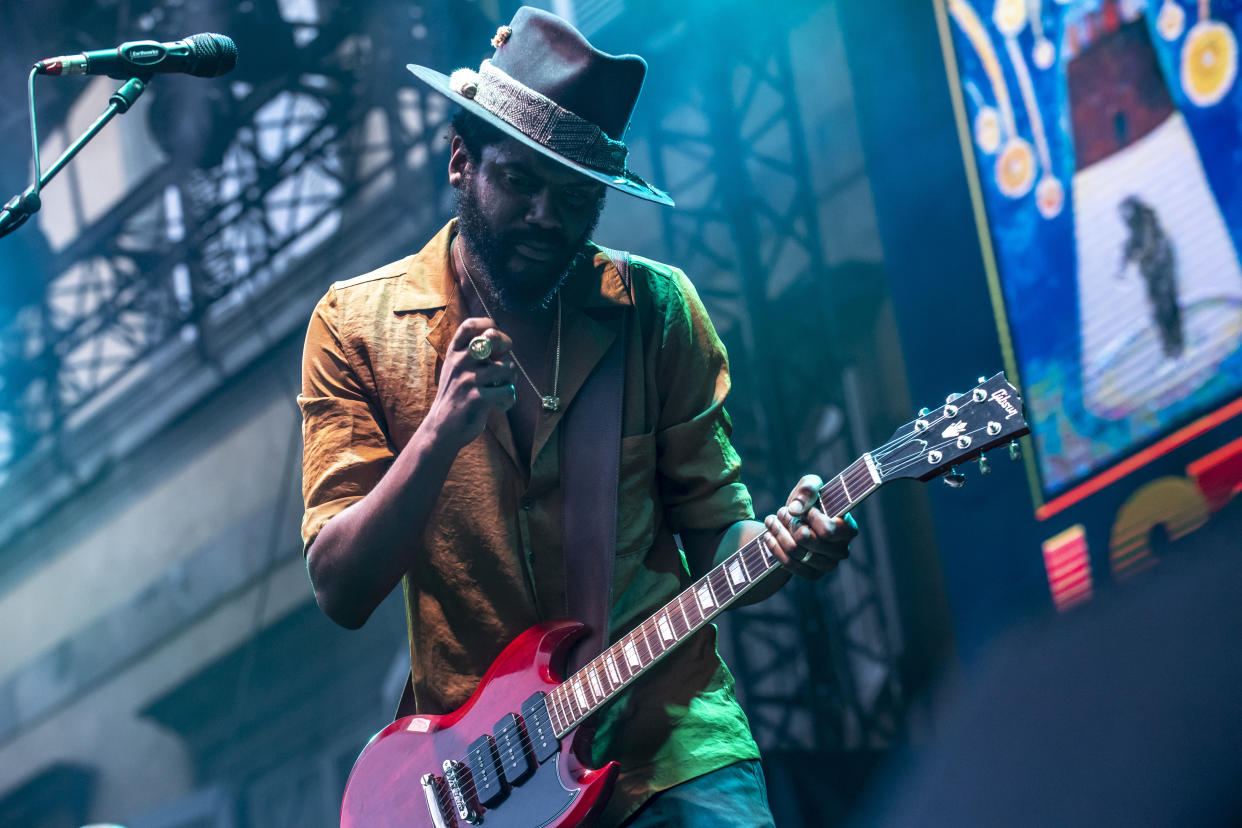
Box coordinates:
[941,0,1242,495]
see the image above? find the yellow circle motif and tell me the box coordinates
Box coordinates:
[993,0,1027,37]
[996,138,1036,198]
[1181,21,1238,107]
[974,108,1002,153]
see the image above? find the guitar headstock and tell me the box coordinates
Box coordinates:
[872,373,1031,485]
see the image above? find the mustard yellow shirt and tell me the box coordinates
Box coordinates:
[299,220,760,825]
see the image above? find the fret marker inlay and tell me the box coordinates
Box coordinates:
[624,640,641,668]
[604,654,622,684]
[588,669,604,699]
[573,681,588,709]
[729,560,746,586]
[657,614,675,642]
[697,585,715,611]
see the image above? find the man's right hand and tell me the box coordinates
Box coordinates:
[428,317,518,446]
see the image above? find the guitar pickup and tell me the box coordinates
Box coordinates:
[466,734,505,806]
[493,712,533,784]
[521,692,560,762]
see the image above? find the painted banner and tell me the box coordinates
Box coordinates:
[942,0,1242,496]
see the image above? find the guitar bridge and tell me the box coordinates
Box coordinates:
[419,773,452,828]
[443,759,481,824]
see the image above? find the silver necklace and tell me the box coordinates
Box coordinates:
[456,239,562,412]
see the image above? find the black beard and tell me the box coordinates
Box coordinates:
[454,174,604,312]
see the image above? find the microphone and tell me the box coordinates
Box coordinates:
[34,33,237,79]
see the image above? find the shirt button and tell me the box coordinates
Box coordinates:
[522,498,534,511]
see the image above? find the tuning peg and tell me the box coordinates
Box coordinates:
[977,375,987,384]
[943,467,966,487]
[978,453,991,475]
[1008,440,1022,461]
[918,407,931,416]
[945,392,961,403]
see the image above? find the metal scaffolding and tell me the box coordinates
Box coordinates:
[0,0,908,822]
[0,0,482,479]
[626,2,907,752]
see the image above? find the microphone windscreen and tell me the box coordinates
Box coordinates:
[187,33,237,78]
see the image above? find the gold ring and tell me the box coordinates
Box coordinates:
[468,335,492,361]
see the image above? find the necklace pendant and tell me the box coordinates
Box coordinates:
[541,395,560,412]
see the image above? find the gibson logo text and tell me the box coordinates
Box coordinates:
[991,388,1019,420]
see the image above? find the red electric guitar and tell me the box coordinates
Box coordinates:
[341,373,1031,827]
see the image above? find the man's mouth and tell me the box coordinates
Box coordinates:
[512,237,561,262]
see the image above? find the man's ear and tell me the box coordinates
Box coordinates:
[448,133,471,189]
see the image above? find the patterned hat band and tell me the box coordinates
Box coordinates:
[449,61,630,177]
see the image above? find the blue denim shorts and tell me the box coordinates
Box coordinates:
[621,760,776,828]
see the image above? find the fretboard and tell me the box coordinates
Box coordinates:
[544,453,881,736]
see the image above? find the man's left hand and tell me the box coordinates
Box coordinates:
[763,474,858,579]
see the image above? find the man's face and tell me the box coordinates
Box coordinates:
[453,136,606,312]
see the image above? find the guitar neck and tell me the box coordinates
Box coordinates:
[545,453,882,736]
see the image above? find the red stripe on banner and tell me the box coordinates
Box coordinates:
[1037,397,1242,520]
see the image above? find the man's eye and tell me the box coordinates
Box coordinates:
[505,174,537,192]
[562,189,595,206]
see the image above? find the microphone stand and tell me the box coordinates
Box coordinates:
[0,75,148,240]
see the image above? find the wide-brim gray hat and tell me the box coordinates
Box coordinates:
[406,6,673,206]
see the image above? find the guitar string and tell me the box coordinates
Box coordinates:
[873,423,1001,479]
[870,406,980,460]
[445,578,748,803]
[444,497,900,811]
[872,413,991,467]
[442,453,951,807]
[859,402,968,458]
[862,390,1012,464]
[437,396,1016,803]
[545,506,855,736]
[546,415,1008,735]
[544,412,1018,731]
[442,525,797,803]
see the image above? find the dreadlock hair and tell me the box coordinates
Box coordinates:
[450,107,508,163]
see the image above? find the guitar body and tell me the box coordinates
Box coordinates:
[342,620,618,828]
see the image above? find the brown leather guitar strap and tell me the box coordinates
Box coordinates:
[561,248,631,674]
[395,250,632,720]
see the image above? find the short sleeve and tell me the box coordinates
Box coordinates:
[298,286,394,551]
[648,266,754,532]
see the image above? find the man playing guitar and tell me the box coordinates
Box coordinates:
[299,8,856,826]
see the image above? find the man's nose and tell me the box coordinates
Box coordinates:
[524,188,562,230]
